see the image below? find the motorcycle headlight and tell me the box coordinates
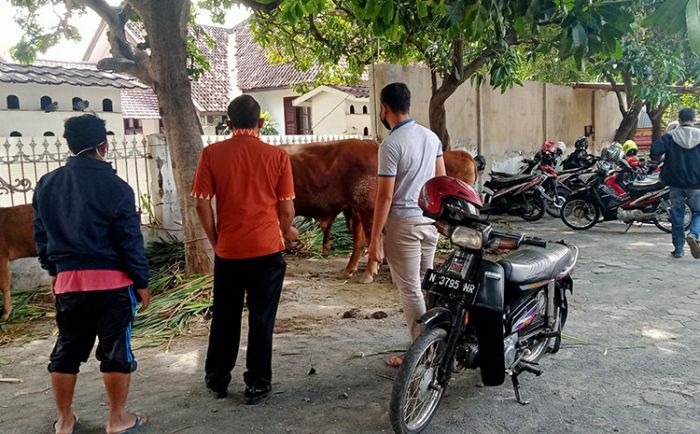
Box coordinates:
[450,226,483,250]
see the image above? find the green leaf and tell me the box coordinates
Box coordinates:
[417,1,428,18]
[687,0,700,56]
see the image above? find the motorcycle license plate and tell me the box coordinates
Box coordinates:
[423,270,476,296]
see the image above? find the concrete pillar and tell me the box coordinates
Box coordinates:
[146,134,182,234]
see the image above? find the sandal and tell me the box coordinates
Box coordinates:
[53,414,78,434]
[386,356,403,367]
[108,414,148,434]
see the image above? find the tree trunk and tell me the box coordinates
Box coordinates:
[429,73,462,151]
[613,100,645,143]
[647,103,669,143]
[138,1,213,274]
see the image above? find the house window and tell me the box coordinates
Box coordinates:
[349,105,355,114]
[43,131,55,136]
[40,96,53,111]
[283,97,312,135]
[362,105,368,114]
[9,131,22,137]
[7,95,19,109]
[363,127,369,136]
[102,98,113,112]
[123,118,143,135]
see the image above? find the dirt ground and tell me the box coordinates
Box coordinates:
[2,217,700,433]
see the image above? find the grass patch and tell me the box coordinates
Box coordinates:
[2,215,355,348]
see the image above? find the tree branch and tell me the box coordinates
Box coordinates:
[620,68,634,107]
[308,16,331,46]
[604,70,627,116]
[83,0,152,84]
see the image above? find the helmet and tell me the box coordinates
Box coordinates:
[419,176,482,222]
[575,137,588,150]
[556,141,567,154]
[541,140,557,154]
[622,140,638,156]
[601,143,624,163]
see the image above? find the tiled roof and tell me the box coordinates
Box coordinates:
[121,88,160,119]
[123,22,231,113]
[234,22,321,91]
[0,61,145,89]
[329,84,369,99]
[190,25,232,113]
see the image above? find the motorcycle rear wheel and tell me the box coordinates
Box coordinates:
[390,327,448,434]
[653,201,692,233]
[561,198,600,230]
[520,192,546,221]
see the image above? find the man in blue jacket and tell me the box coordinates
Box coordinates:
[651,108,700,259]
[33,115,150,434]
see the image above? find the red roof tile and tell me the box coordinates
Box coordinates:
[190,25,232,113]
[329,84,369,99]
[121,88,160,119]
[234,23,320,91]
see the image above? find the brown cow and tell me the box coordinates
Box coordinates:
[286,140,479,279]
[284,139,379,276]
[0,204,37,321]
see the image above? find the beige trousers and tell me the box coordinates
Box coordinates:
[383,216,439,341]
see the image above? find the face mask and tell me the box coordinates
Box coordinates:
[75,141,107,159]
[380,114,391,131]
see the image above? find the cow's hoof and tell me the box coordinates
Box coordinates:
[0,311,9,322]
[341,270,355,279]
[356,274,374,284]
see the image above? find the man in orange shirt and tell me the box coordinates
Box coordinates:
[192,95,297,404]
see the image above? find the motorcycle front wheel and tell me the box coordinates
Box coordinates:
[390,327,448,434]
[561,198,600,230]
[653,200,692,233]
[520,192,546,221]
[545,184,572,218]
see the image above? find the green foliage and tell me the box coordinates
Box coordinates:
[260,111,279,135]
[252,0,633,98]
[590,0,698,113]
[647,0,700,57]
[9,0,86,63]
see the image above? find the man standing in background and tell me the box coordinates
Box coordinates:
[651,108,700,259]
[367,83,446,367]
[193,95,297,404]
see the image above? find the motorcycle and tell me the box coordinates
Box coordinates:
[481,169,551,221]
[560,160,690,233]
[390,176,578,434]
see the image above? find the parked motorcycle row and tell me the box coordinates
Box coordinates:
[480,137,688,233]
[388,137,687,434]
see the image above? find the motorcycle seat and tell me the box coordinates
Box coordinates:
[627,180,664,194]
[486,174,535,188]
[498,243,576,285]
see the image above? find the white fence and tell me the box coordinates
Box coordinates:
[202,133,363,146]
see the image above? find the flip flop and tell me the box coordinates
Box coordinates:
[109,414,148,434]
[53,414,78,434]
[386,356,403,368]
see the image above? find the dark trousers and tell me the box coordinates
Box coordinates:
[205,253,285,393]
